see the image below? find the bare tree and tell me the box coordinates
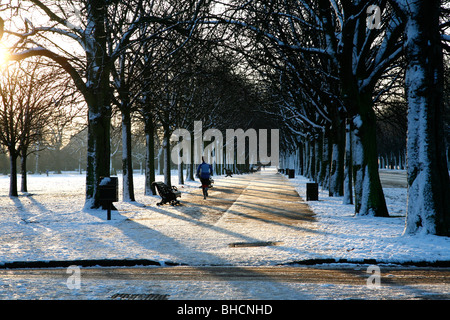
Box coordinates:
[0,60,58,195]
[3,0,211,208]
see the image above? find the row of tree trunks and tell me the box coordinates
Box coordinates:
[279,0,450,234]
[379,152,406,170]
[281,107,388,218]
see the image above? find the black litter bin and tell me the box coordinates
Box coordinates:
[99,177,118,202]
[98,177,118,219]
[306,182,318,201]
[288,169,295,179]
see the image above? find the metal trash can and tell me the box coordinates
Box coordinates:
[306,183,318,201]
[288,169,295,179]
[98,177,118,219]
[99,177,118,202]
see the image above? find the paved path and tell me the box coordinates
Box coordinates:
[121,170,316,266]
[207,170,315,247]
[5,265,448,285]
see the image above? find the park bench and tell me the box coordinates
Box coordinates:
[224,169,233,177]
[152,181,181,206]
[250,166,261,173]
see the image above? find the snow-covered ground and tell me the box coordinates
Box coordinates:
[0,168,449,300]
[292,175,450,264]
[1,168,448,265]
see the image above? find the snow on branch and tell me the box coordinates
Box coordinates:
[29,0,84,36]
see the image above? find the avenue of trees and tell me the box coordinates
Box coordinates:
[0,0,448,236]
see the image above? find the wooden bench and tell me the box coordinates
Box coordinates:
[224,169,233,177]
[152,181,181,206]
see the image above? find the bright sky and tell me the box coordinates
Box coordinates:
[0,40,10,66]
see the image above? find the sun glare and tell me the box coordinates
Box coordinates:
[0,41,10,66]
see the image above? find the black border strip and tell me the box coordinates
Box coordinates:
[282,258,450,267]
[1,258,449,269]
[0,259,183,269]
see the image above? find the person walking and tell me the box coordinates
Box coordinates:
[197,157,213,199]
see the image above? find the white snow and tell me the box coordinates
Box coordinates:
[98,177,111,185]
[0,168,449,299]
[292,175,450,263]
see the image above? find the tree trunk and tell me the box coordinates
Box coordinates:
[35,146,40,174]
[308,140,315,180]
[329,116,345,197]
[186,136,195,181]
[403,0,450,235]
[158,147,164,175]
[351,97,389,217]
[84,0,111,209]
[9,151,18,197]
[163,125,172,187]
[343,118,353,205]
[305,141,311,178]
[321,128,331,189]
[85,102,111,208]
[121,109,135,202]
[298,141,304,176]
[447,147,450,172]
[178,162,184,185]
[20,153,28,193]
[144,116,156,196]
[315,131,323,185]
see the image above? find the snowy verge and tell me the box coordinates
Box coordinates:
[288,174,450,265]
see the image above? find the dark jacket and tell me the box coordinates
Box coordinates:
[197,162,213,179]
